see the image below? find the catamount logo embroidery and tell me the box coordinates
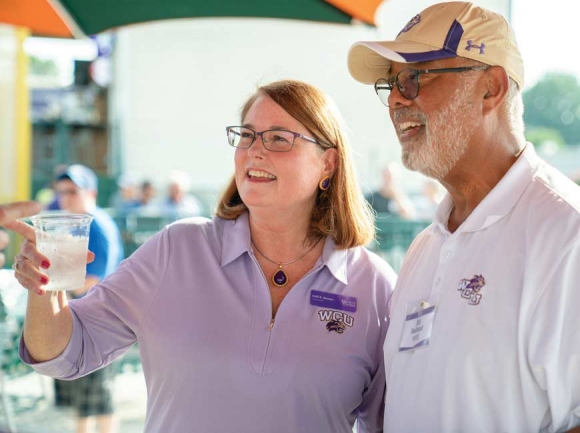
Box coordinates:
[318,310,354,334]
[458,274,486,305]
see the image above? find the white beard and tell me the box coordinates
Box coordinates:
[399,77,476,180]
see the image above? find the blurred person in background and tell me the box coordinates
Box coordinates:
[134,180,159,216]
[52,164,124,433]
[139,180,156,208]
[365,161,415,219]
[348,1,580,431]
[158,169,203,219]
[13,80,395,433]
[109,172,140,216]
[413,178,444,221]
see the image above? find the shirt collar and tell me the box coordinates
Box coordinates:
[321,237,348,285]
[220,211,348,285]
[220,212,252,267]
[433,143,539,234]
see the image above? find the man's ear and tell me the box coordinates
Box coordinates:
[482,66,510,114]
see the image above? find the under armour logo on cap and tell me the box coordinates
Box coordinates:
[465,40,486,55]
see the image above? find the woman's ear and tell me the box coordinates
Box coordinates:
[323,148,338,176]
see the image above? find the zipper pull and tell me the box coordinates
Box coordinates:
[268,319,275,331]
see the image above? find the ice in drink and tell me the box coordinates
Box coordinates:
[31,213,93,292]
[37,236,89,291]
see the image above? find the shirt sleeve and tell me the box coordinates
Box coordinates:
[355,322,387,433]
[20,225,172,379]
[527,239,580,431]
[355,262,395,433]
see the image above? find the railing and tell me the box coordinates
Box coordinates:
[369,214,431,272]
[112,212,431,269]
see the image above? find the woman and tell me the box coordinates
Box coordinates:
[14,80,396,432]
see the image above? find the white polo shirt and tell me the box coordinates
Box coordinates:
[383,144,580,432]
[20,212,396,433]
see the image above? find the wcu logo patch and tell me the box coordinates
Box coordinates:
[398,14,421,36]
[317,310,355,334]
[458,274,486,305]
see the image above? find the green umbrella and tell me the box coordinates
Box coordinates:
[1,0,382,38]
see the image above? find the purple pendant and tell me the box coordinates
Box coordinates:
[272,269,288,287]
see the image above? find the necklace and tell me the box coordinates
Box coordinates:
[251,238,321,287]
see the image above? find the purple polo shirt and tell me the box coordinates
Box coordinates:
[20,212,395,433]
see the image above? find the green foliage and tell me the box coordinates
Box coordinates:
[523,72,580,146]
[524,126,565,148]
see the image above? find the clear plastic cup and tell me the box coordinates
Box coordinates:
[30,213,93,291]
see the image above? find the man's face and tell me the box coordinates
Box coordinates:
[387,59,481,180]
[55,179,90,213]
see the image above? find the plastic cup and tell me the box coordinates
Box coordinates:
[30,213,93,291]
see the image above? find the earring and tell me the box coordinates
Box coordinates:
[319,176,331,191]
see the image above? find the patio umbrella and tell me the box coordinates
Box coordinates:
[0,0,383,39]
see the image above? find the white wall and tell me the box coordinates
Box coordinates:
[111,0,511,195]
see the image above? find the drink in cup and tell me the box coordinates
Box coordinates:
[30,213,93,291]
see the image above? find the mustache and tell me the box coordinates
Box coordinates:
[393,108,427,124]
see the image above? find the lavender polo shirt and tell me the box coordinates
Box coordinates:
[21,212,396,433]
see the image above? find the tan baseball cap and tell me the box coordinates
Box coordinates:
[347,1,524,89]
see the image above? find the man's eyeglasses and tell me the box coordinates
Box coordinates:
[226,126,323,152]
[374,66,489,105]
[56,189,79,197]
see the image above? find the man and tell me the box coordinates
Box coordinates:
[365,162,416,219]
[54,164,124,433]
[0,202,40,268]
[347,2,580,432]
[160,169,203,219]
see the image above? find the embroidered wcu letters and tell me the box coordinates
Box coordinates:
[398,14,421,36]
[457,274,486,305]
[318,310,355,334]
[465,40,486,54]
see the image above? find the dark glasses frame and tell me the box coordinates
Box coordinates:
[374,66,489,105]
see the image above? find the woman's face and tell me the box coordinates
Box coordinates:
[234,94,336,216]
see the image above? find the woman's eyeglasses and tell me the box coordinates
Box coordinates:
[225,126,324,152]
[374,66,489,105]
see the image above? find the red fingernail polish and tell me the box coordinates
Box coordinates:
[40,276,48,285]
[41,260,50,269]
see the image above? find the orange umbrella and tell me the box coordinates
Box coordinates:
[0,0,383,39]
[0,0,81,38]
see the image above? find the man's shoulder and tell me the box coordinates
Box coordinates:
[532,162,580,215]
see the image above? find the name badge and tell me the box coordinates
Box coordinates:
[399,303,436,352]
[310,290,357,313]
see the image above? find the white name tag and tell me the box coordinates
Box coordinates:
[399,304,436,352]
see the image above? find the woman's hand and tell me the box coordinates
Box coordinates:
[14,237,95,296]
[0,201,41,268]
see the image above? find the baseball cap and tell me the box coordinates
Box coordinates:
[56,164,98,192]
[347,1,524,89]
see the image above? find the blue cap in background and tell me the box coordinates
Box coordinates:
[56,164,98,192]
